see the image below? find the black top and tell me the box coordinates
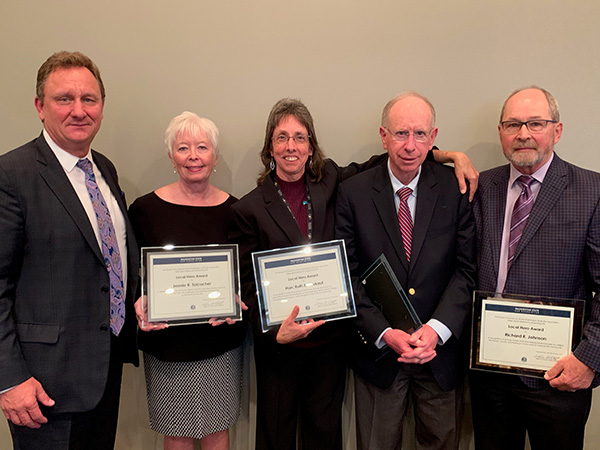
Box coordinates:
[128,192,247,362]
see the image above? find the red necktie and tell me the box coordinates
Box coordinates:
[397,187,413,262]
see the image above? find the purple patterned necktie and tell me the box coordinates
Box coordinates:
[77,159,125,335]
[508,175,535,270]
[397,187,413,262]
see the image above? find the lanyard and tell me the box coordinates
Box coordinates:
[273,178,313,243]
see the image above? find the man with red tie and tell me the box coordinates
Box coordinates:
[336,91,476,449]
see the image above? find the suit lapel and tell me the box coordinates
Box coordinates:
[513,154,566,263]
[93,151,139,285]
[411,162,438,270]
[36,137,104,264]
[371,165,409,271]
[262,175,306,244]
[308,176,326,243]
[487,166,510,280]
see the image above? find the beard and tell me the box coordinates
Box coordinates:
[504,139,552,168]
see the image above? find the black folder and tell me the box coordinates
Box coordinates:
[359,254,422,333]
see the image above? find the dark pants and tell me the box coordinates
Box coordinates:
[254,339,346,450]
[470,371,592,450]
[355,364,463,450]
[9,336,124,450]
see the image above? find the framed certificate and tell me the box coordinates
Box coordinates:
[141,244,241,326]
[252,240,355,332]
[470,291,585,378]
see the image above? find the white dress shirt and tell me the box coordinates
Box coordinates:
[375,160,452,348]
[44,129,128,289]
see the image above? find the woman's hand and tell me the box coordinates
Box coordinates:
[209,295,248,327]
[134,296,168,332]
[276,305,324,344]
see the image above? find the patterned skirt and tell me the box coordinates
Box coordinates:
[143,346,243,439]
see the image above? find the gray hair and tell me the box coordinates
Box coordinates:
[500,86,560,122]
[164,111,219,158]
[381,91,436,129]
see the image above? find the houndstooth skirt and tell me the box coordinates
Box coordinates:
[143,346,243,439]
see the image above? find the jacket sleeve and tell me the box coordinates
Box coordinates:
[0,163,32,390]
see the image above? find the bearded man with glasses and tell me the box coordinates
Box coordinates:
[471,86,600,450]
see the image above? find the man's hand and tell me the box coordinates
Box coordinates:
[382,328,414,356]
[0,377,55,428]
[134,296,168,332]
[544,353,595,391]
[276,305,324,344]
[398,325,438,364]
[432,150,479,201]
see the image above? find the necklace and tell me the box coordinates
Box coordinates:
[273,178,313,242]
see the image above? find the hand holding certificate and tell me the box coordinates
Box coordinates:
[252,240,356,332]
[470,291,584,378]
[141,244,242,326]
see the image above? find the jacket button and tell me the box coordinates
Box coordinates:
[101,286,109,293]
[408,288,416,295]
[100,324,109,332]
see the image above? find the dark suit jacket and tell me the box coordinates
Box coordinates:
[335,161,477,391]
[474,154,600,386]
[229,157,386,347]
[0,134,139,413]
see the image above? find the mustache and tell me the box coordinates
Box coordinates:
[512,139,537,149]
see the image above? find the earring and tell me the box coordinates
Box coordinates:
[308,155,314,171]
[173,167,177,174]
[213,167,217,173]
[270,158,275,171]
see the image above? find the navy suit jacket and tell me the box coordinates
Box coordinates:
[0,134,139,413]
[336,161,477,391]
[474,154,600,387]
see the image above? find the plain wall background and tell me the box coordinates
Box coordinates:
[1,1,599,448]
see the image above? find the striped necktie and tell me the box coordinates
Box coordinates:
[508,175,535,270]
[77,158,125,335]
[397,187,413,262]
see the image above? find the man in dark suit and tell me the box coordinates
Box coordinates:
[471,86,600,450]
[336,92,476,449]
[0,51,139,450]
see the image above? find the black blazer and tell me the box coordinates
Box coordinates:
[474,154,600,387]
[0,134,139,413]
[335,161,477,391]
[229,157,385,347]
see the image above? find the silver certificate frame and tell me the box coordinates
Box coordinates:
[470,291,584,378]
[141,244,241,326]
[252,239,356,332]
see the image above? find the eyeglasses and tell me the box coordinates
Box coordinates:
[384,127,432,143]
[272,133,310,145]
[500,119,557,134]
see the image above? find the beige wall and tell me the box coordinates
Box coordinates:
[1,0,600,448]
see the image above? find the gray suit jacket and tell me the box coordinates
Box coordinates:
[0,134,139,413]
[474,154,600,386]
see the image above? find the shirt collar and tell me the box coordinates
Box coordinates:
[43,129,92,173]
[387,158,421,196]
[509,152,554,188]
